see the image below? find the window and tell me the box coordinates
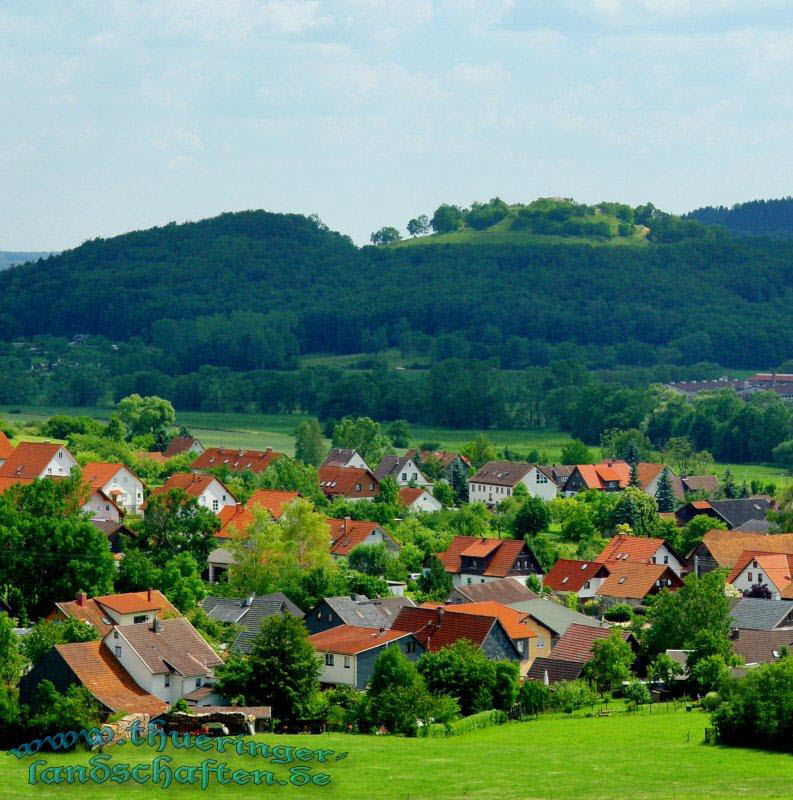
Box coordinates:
[412,473,417,481]
[114,646,122,657]
[121,475,127,484]
[325,653,335,666]
[212,499,219,512]
[537,638,545,648]
[516,640,524,653]
[536,473,548,484]
[651,556,656,563]
[195,677,202,687]
[58,451,63,459]
[663,555,669,565]
[405,640,416,654]
[748,572,753,582]
[222,494,227,501]
[369,483,374,491]
[164,674,170,687]
[752,560,758,569]
[401,473,407,481]
[758,573,764,583]
[316,611,321,619]
[105,504,111,512]
[584,581,591,589]
[133,615,147,624]
[344,656,351,668]
[113,630,119,638]
[355,483,361,492]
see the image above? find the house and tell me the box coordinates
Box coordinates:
[440,602,539,674]
[399,486,443,513]
[82,489,124,522]
[48,589,179,636]
[18,641,167,718]
[527,623,637,684]
[309,626,424,690]
[468,461,557,506]
[374,454,431,488]
[543,559,611,599]
[507,598,606,655]
[305,595,416,636]
[675,498,773,529]
[390,606,521,661]
[190,447,282,474]
[596,534,686,576]
[90,520,136,555]
[631,463,686,501]
[0,431,14,467]
[104,617,223,705]
[437,535,544,587]
[0,441,78,479]
[447,576,537,606]
[201,593,304,654]
[327,517,400,558]
[729,598,793,630]
[727,551,793,600]
[164,435,204,459]
[595,562,683,606]
[561,461,629,496]
[317,465,379,501]
[148,472,237,514]
[217,489,300,537]
[322,448,371,470]
[729,628,793,666]
[689,530,793,575]
[680,474,721,497]
[405,449,471,483]
[82,461,145,515]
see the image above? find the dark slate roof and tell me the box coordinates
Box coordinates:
[321,595,416,629]
[730,598,793,631]
[732,629,793,665]
[526,656,585,683]
[733,519,772,533]
[709,498,772,528]
[201,593,304,654]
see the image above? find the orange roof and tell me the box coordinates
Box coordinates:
[0,476,32,494]
[438,536,531,578]
[0,441,68,479]
[399,487,426,506]
[52,590,178,636]
[216,490,299,539]
[544,559,610,592]
[460,539,502,558]
[135,450,167,463]
[317,465,379,498]
[573,461,631,490]
[327,518,382,556]
[149,472,235,503]
[81,462,132,490]
[597,562,681,600]
[691,500,712,510]
[596,535,667,565]
[727,550,793,592]
[443,602,537,640]
[308,624,413,655]
[191,447,282,474]
[55,641,167,716]
[0,432,14,460]
[698,530,793,568]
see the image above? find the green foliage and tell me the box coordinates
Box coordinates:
[0,612,24,685]
[603,604,633,623]
[256,457,324,505]
[22,618,98,667]
[655,468,676,512]
[560,439,594,464]
[772,439,793,469]
[428,709,506,737]
[648,653,683,686]
[432,481,455,508]
[370,227,402,246]
[116,394,175,438]
[430,204,464,233]
[584,629,635,693]
[293,418,326,466]
[551,680,598,714]
[416,555,453,602]
[215,613,321,721]
[386,419,411,448]
[608,486,660,536]
[623,680,651,708]
[600,428,655,462]
[40,414,103,439]
[518,679,552,716]
[332,416,393,466]
[513,496,551,537]
[406,215,430,237]
[461,434,495,468]
[27,681,102,739]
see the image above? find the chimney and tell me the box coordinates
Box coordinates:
[76,591,87,607]
[378,627,386,635]
[438,607,444,621]
[152,618,161,634]
[244,593,254,607]
[147,588,153,602]
[730,628,739,640]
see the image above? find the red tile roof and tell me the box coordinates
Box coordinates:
[326,518,383,556]
[56,641,167,716]
[597,562,681,600]
[82,461,133,490]
[317,466,379,498]
[52,590,178,636]
[390,606,498,652]
[0,432,14,460]
[543,559,610,592]
[469,461,534,487]
[406,450,471,470]
[164,436,202,458]
[191,447,282,474]
[0,476,32,494]
[596,534,666,565]
[438,536,529,578]
[149,472,236,503]
[460,539,502,558]
[308,625,413,655]
[216,490,299,538]
[399,487,427,506]
[548,623,630,662]
[573,461,631,490]
[0,442,69,479]
[698,531,793,569]
[442,602,537,640]
[727,550,793,596]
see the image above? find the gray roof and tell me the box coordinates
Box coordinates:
[730,598,793,631]
[470,461,534,487]
[201,593,304,654]
[709,498,772,528]
[507,598,606,637]
[322,595,416,629]
[733,519,772,532]
[323,448,364,468]
[448,577,537,605]
[374,454,427,482]
[526,656,585,684]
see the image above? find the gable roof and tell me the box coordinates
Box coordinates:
[526,655,587,683]
[729,598,793,631]
[543,559,610,592]
[568,461,630,490]
[53,590,178,636]
[216,489,299,539]
[55,641,167,716]
[164,436,203,458]
[708,498,773,528]
[390,606,504,652]
[449,577,537,605]
[317,465,379,496]
[731,628,793,665]
[317,595,415,629]
[0,432,14,460]
[322,448,368,468]
[326,517,390,556]
[469,461,534,487]
[596,534,668,565]
[442,602,537,640]
[190,447,282,474]
[149,472,236,503]
[0,476,33,494]
[406,449,471,470]
[114,618,222,676]
[308,625,414,655]
[597,562,680,600]
[82,461,134,490]
[697,530,793,569]
[438,536,536,577]
[727,550,793,596]
[508,599,606,637]
[0,442,70,479]
[682,474,721,495]
[399,487,431,507]
[374,454,416,481]
[546,622,629,662]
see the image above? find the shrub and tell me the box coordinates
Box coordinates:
[428,709,507,737]
[551,680,598,715]
[604,604,633,622]
[518,680,552,717]
[701,691,721,712]
[622,680,651,710]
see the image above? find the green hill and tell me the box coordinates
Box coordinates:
[0,250,55,270]
[686,196,793,238]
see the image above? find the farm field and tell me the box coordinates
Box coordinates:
[2,706,791,800]
[2,404,790,490]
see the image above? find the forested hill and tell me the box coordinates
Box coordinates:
[0,251,54,270]
[686,197,793,238]
[0,208,792,369]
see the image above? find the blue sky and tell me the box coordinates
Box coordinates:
[1,1,792,248]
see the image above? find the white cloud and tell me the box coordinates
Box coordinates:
[447,62,510,92]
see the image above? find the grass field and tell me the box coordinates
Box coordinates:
[2,706,790,800]
[2,404,790,489]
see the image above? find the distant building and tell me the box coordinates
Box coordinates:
[437,535,544,587]
[164,435,205,459]
[322,448,371,471]
[0,441,78,479]
[469,461,557,506]
[317,465,379,501]
[191,447,282,474]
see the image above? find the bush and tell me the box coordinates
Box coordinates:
[622,680,651,710]
[551,680,598,715]
[427,709,507,737]
[604,604,633,622]
[700,691,721,712]
[518,680,552,716]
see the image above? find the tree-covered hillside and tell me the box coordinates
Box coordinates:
[1,207,792,368]
[686,197,793,238]
[0,251,54,270]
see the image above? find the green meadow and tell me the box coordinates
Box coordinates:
[2,706,791,800]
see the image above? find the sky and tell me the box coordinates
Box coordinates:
[1,1,792,249]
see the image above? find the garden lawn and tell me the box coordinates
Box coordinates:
[2,706,791,800]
